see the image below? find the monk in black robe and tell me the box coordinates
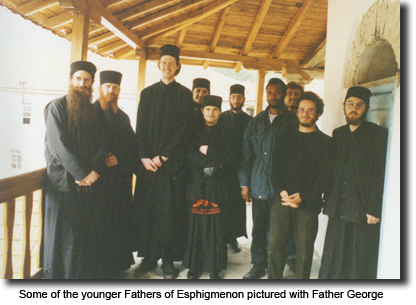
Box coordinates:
[43,61,107,279]
[133,44,194,279]
[218,84,252,252]
[183,95,234,279]
[94,70,136,277]
[319,86,388,279]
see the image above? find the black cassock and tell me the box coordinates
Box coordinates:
[218,110,252,240]
[319,121,388,279]
[94,101,136,276]
[183,124,234,273]
[43,96,107,279]
[133,80,194,262]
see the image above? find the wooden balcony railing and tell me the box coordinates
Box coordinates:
[0,168,46,279]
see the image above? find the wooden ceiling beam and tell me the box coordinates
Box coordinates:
[88,31,115,46]
[87,0,146,49]
[234,0,272,73]
[285,60,311,81]
[143,0,239,45]
[42,11,73,28]
[18,0,58,16]
[113,46,136,60]
[126,0,211,32]
[176,27,188,48]
[204,6,231,69]
[114,0,174,22]
[269,0,316,59]
[301,37,326,68]
[98,40,127,54]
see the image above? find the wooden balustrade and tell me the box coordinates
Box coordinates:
[0,168,46,279]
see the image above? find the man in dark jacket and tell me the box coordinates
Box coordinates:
[219,84,252,252]
[319,86,388,279]
[238,78,298,279]
[133,44,194,279]
[94,70,136,277]
[268,92,334,279]
[43,61,107,279]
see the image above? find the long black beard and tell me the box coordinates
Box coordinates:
[231,102,244,112]
[67,83,95,127]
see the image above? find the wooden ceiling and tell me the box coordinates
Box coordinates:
[0,0,327,80]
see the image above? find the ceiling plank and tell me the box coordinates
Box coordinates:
[234,0,272,73]
[98,40,127,54]
[88,0,146,49]
[143,0,239,45]
[269,0,316,59]
[42,11,73,28]
[88,31,115,46]
[204,6,231,69]
[18,0,58,16]
[113,46,136,60]
[114,0,174,22]
[176,27,188,48]
[301,37,326,68]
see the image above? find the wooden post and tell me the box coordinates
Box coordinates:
[1,200,16,279]
[136,49,148,112]
[21,193,33,279]
[255,69,267,115]
[70,12,90,63]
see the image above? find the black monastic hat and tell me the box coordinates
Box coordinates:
[202,95,222,110]
[230,84,245,96]
[192,78,211,92]
[344,86,372,106]
[100,70,123,86]
[160,44,180,62]
[70,61,97,81]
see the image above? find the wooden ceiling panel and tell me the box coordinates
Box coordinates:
[3,0,328,79]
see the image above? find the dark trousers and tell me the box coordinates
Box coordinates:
[250,197,274,270]
[268,199,318,279]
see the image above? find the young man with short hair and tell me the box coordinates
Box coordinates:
[268,92,334,279]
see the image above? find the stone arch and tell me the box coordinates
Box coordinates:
[344,0,400,87]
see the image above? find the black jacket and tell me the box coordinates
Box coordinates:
[322,121,388,223]
[44,96,107,192]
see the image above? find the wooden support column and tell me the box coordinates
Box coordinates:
[1,200,16,279]
[20,193,33,279]
[255,69,267,115]
[136,49,148,111]
[70,12,90,63]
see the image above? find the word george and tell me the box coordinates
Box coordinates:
[352,291,383,300]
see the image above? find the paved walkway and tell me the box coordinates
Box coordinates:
[121,205,320,280]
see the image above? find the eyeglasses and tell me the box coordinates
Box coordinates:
[345,101,366,109]
[298,108,316,115]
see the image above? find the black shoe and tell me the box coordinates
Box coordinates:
[229,239,241,253]
[187,269,201,279]
[133,258,157,277]
[243,268,266,279]
[210,271,220,279]
[162,261,178,279]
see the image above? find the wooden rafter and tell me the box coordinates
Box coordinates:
[204,6,231,69]
[301,37,326,68]
[143,0,240,45]
[234,0,272,72]
[114,0,174,23]
[176,27,188,48]
[18,0,58,16]
[269,0,316,59]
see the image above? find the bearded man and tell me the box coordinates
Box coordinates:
[191,78,210,128]
[218,84,252,253]
[238,78,298,279]
[43,61,107,279]
[94,70,136,277]
[319,86,388,279]
[268,92,334,279]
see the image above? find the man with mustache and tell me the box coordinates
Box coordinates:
[133,44,194,279]
[268,92,334,279]
[319,86,388,279]
[43,61,107,279]
[94,70,136,277]
[238,78,298,279]
[218,84,252,253]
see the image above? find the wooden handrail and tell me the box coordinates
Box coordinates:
[0,168,46,279]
